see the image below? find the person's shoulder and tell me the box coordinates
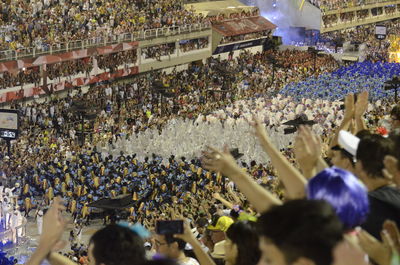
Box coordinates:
[182,257,199,265]
[369,186,400,210]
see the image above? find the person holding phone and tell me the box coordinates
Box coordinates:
[155,220,200,265]
[154,233,200,265]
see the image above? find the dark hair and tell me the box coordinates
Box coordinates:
[257,200,343,265]
[307,167,369,230]
[226,221,261,265]
[165,234,186,250]
[390,134,400,169]
[356,134,395,178]
[391,104,400,120]
[90,225,146,265]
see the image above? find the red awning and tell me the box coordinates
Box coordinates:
[212,16,276,37]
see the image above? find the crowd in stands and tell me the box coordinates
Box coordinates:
[97,50,137,71]
[0,50,338,218]
[322,6,398,28]
[179,38,209,53]
[0,68,41,89]
[319,18,400,61]
[0,49,139,90]
[0,0,208,52]
[2,22,400,265]
[220,31,271,44]
[142,43,176,61]
[309,0,397,11]
[0,1,263,53]
[47,58,93,80]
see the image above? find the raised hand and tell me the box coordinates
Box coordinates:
[248,114,270,143]
[343,93,355,121]
[354,91,369,118]
[40,197,67,246]
[294,125,322,176]
[202,146,242,178]
[357,227,394,265]
[212,192,222,201]
[174,221,196,244]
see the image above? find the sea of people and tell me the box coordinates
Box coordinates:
[1,5,400,265]
[0,43,399,265]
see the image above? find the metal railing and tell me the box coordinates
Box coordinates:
[0,23,211,62]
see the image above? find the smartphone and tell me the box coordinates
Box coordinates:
[156,220,184,235]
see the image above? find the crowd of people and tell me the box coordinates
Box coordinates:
[142,43,176,61]
[318,18,400,62]
[0,0,263,53]
[321,5,398,28]
[0,0,208,52]
[179,38,209,53]
[1,19,400,265]
[309,0,397,11]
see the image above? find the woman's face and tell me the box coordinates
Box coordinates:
[224,238,238,264]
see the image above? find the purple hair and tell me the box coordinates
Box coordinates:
[306,167,369,230]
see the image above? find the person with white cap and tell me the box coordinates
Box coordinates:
[340,131,400,239]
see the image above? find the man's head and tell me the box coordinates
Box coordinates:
[207,215,234,244]
[355,134,395,188]
[257,200,343,265]
[307,167,369,230]
[155,234,186,259]
[390,104,400,131]
[330,146,354,172]
[330,130,361,173]
[88,225,146,265]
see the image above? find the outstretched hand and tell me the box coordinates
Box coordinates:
[343,93,355,121]
[174,221,196,244]
[40,197,67,247]
[294,125,322,175]
[354,91,369,118]
[248,115,270,143]
[357,221,400,265]
[202,146,242,178]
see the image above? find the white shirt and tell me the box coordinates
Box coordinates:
[179,257,199,265]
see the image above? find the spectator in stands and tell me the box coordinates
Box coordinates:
[257,200,343,265]
[155,234,200,265]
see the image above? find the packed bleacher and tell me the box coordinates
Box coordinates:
[0,0,208,52]
[308,0,398,11]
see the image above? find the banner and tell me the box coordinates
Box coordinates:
[0,41,139,73]
[0,66,139,103]
[213,37,269,54]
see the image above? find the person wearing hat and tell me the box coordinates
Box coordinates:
[349,133,400,239]
[207,215,234,246]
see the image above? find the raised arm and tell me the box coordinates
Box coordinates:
[202,146,282,213]
[175,222,216,265]
[27,197,69,265]
[213,192,234,209]
[251,117,306,199]
[354,91,369,134]
[294,126,327,179]
[328,93,355,153]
